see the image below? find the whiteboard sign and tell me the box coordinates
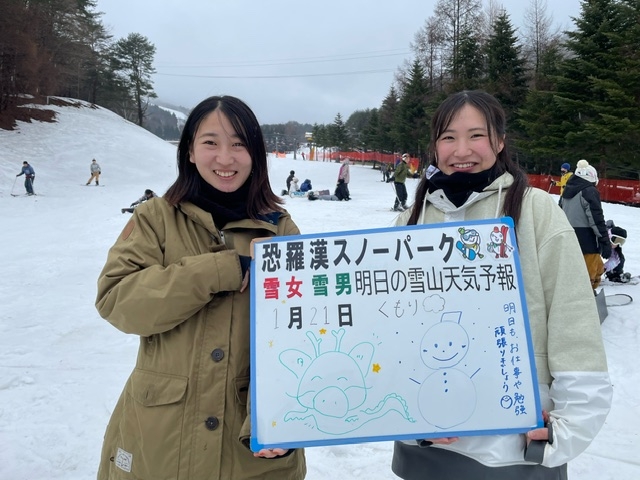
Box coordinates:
[250,217,542,450]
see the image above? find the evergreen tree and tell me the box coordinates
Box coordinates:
[546,0,640,175]
[312,123,329,161]
[484,11,528,120]
[517,37,568,170]
[362,109,382,152]
[110,33,157,126]
[328,113,349,151]
[377,86,400,153]
[448,26,485,92]
[345,109,372,150]
[394,59,430,157]
[517,89,568,172]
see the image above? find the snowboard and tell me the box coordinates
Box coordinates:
[10,193,38,197]
[82,184,105,187]
[600,274,639,286]
[606,293,633,307]
[289,191,308,198]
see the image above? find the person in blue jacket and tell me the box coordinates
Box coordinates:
[16,161,35,195]
[299,179,312,192]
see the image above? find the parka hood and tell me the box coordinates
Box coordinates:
[562,174,594,199]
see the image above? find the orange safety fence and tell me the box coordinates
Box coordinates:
[285,151,640,206]
[529,174,640,206]
[329,151,420,172]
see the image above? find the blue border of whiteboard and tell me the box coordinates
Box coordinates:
[250,217,543,451]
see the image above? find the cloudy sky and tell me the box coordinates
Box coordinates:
[97,0,582,125]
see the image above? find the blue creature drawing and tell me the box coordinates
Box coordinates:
[486,225,514,259]
[456,227,484,260]
[280,328,414,435]
[418,311,478,429]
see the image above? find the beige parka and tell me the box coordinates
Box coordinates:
[95,197,306,479]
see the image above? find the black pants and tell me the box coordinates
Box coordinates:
[605,247,625,280]
[394,182,407,207]
[392,441,567,480]
[335,182,350,200]
[24,176,34,194]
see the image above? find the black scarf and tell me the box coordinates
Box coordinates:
[190,178,251,228]
[427,165,499,207]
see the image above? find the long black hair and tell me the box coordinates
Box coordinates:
[407,90,529,227]
[164,95,283,218]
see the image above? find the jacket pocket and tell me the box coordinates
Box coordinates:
[235,375,251,447]
[115,369,188,479]
[235,375,250,405]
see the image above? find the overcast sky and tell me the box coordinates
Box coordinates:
[97,0,582,125]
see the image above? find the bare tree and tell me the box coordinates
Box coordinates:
[481,0,505,36]
[433,0,484,83]
[522,0,560,85]
[411,16,446,91]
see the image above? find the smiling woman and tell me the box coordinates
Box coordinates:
[391,90,612,480]
[189,109,253,193]
[94,95,306,479]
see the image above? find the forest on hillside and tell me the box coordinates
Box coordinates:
[1,0,639,178]
[311,0,640,179]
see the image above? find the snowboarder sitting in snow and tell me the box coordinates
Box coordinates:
[288,177,300,195]
[604,220,630,283]
[121,189,158,214]
[283,170,296,195]
[300,179,312,192]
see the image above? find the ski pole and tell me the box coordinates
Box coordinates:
[389,180,403,210]
[10,176,18,196]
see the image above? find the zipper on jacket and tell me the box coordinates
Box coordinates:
[217,229,226,245]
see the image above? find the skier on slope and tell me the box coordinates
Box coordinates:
[16,161,36,195]
[388,154,409,211]
[86,159,101,186]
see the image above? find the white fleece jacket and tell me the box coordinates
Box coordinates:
[395,172,612,468]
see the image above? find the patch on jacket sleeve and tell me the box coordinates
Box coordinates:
[121,219,135,241]
[115,447,133,472]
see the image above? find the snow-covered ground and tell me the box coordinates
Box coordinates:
[0,100,638,479]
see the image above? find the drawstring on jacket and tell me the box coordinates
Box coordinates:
[419,182,504,225]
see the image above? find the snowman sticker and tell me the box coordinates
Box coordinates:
[417,311,478,429]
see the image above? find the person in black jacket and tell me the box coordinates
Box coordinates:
[286,170,295,192]
[604,220,630,283]
[559,159,611,289]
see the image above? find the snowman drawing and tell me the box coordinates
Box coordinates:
[418,311,478,429]
[486,225,514,259]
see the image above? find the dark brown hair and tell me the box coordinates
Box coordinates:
[407,90,529,227]
[164,95,283,218]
